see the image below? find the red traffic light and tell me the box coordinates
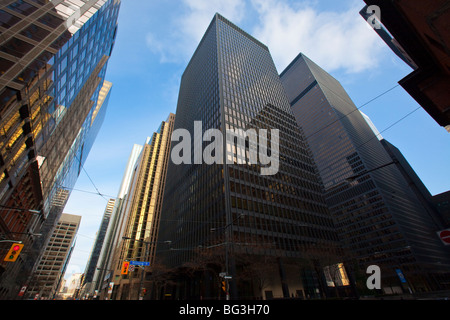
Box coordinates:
[3,243,24,262]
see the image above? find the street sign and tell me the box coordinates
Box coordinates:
[18,286,27,297]
[129,261,150,266]
[108,283,114,294]
[395,268,407,283]
[437,229,450,245]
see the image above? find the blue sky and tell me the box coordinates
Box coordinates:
[62,0,450,280]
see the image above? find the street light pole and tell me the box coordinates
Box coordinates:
[211,214,245,300]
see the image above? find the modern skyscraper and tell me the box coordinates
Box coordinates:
[110,114,175,300]
[433,191,450,227]
[25,213,81,300]
[280,52,450,293]
[82,198,115,295]
[0,0,120,299]
[90,143,143,299]
[157,14,340,300]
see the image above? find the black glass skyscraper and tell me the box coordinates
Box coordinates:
[157,14,340,300]
[280,53,450,293]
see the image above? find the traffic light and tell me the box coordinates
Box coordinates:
[3,243,24,262]
[121,261,130,275]
[221,281,226,292]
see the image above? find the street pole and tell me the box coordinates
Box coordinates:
[138,241,150,300]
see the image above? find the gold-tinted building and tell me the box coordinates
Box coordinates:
[109,113,175,300]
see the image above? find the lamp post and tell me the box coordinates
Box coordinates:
[210,214,245,300]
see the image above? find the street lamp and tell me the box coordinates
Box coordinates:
[0,240,22,244]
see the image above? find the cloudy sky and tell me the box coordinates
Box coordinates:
[62,0,450,279]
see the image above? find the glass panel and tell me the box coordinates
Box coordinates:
[20,24,51,42]
[0,37,34,58]
[0,9,21,28]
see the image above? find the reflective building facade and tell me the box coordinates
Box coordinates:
[0,0,120,299]
[82,198,115,294]
[280,53,450,293]
[157,14,340,300]
[110,114,175,300]
[89,143,143,299]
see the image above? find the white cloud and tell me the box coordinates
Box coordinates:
[146,0,385,75]
[250,0,385,74]
[146,0,246,63]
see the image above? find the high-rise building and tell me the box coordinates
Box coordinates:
[433,191,450,228]
[90,143,143,299]
[110,114,175,300]
[157,14,341,300]
[26,213,81,300]
[0,0,120,299]
[82,198,115,294]
[280,52,450,293]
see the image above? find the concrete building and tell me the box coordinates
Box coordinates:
[26,213,81,299]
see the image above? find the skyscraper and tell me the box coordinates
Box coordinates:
[25,213,81,300]
[0,0,120,299]
[157,14,340,300]
[110,114,175,300]
[280,52,450,293]
[90,143,143,299]
[82,198,115,295]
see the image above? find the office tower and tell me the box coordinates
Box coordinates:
[90,143,143,299]
[110,114,175,300]
[25,213,81,300]
[280,53,450,293]
[360,1,450,133]
[157,14,340,300]
[433,191,450,228]
[62,272,83,299]
[82,198,115,294]
[0,0,120,299]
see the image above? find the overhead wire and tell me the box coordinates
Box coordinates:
[61,84,423,226]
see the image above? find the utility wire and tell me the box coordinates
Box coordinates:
[64,103,423,213]
[304,84,400,140]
